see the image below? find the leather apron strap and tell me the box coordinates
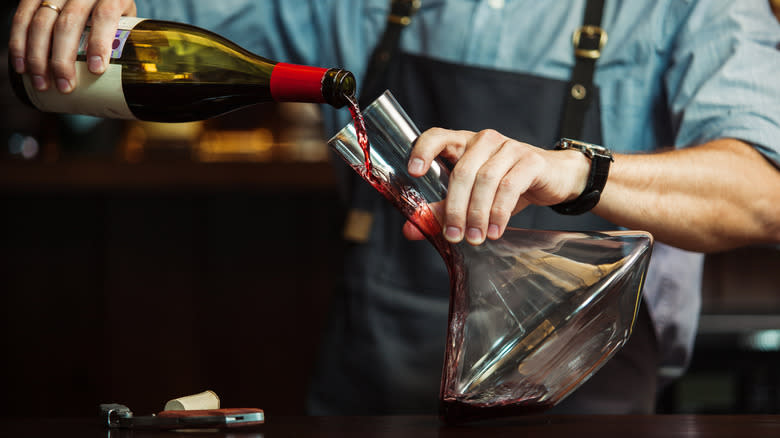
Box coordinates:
[359,0,421,107]
[561,0,606,139]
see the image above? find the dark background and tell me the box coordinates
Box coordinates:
[0,188,344,417]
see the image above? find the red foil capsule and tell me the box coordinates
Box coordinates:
[269,62,328,104]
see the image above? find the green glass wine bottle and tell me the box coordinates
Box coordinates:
[9,17,356,122]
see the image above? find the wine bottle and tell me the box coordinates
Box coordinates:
[8,17,356,122]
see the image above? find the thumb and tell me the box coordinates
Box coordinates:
[402,220,427,241]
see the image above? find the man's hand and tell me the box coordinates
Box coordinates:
[404,130,780,252]
[9,0,137,93]
[404,128,590,245]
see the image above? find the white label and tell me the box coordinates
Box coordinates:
[24,62,134,119]
[22,17,147,119]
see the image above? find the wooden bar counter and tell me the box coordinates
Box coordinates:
[2,415,779,437]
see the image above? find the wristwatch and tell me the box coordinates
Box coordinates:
[550,138,614,215]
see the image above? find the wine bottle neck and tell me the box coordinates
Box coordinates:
[270,63,355,108]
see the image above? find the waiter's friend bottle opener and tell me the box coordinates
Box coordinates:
[99,403,264,429]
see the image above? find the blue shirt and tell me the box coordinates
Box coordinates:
[135,0,780,377]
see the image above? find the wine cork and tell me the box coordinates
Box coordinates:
[163,390,220,411]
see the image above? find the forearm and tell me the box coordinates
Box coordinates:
[595,139,780,252]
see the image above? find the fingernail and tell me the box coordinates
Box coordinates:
[32,75,47,91]
[445,226,462,241]
[88,56,104,73]
[466,227,483,243]
[408,158,425,175]
[56,78,73,93]
[488,224,500,239]
[13,57,25,73]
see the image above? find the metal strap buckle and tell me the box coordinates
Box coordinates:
[388,0,421,26]
[572,25,608,59]
[557,138,614,161]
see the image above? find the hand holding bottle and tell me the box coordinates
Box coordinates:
[9,0,137,93]
[405,127,590,245]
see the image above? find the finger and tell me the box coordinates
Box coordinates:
[497,198,532,237]
[487,164,535,240]
[466,139,521,243]
[408,127,472,177]
[51,0,98,93]
[402,220,426,241]
[402,202,445,241]
[86,0,129,74]
[486,148,548,239]
[9,0,43,73]
[444,129,506,244]
[26,0,69,91]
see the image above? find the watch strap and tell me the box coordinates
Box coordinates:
[551,140,612,215]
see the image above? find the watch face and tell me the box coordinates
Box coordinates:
[559,139,613,160]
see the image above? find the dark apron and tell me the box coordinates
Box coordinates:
[307,12,658,417]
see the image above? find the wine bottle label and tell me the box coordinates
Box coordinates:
[21,16,147,119]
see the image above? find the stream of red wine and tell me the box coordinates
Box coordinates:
[346,95,373,179]
[345,94,443,237]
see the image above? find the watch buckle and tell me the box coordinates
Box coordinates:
[557,138,614,161]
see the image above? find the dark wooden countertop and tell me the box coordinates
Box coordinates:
[2,415,779,438]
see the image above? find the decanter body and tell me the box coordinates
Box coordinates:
[329,91,653,423]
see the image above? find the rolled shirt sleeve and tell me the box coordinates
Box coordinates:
[664,0,780,166]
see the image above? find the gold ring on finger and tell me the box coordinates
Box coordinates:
[39,1,63,14]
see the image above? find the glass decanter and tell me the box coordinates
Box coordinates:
[328,91,653,423]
